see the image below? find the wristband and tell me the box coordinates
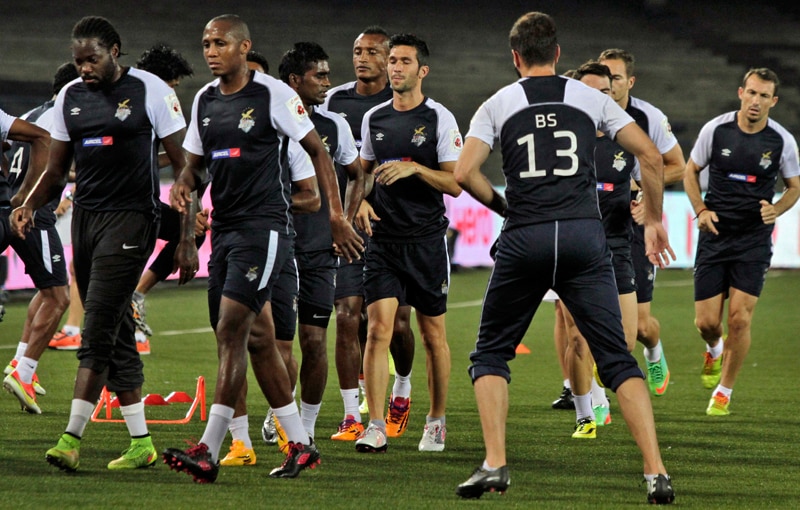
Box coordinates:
[694,208,707,220]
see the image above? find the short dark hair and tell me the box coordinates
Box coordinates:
[361,25,389,39]
[509,12,557,66]
[53,62,79,95]
[246,50,270,74]
[389,33,429,67]
[573,61,612,82]
[598,48,635,77]
[278,42,329,84]
[136,43,193,82]
[742,67,780,96]
[72,16,124,55]
[207,14,250,43]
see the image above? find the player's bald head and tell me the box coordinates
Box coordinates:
[206,14,250,43]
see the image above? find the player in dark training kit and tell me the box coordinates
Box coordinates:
[11,16,187,473]
[453,12,675,504]
[354,33,463,454]
[684,68,800,416]
[162,15,361,483]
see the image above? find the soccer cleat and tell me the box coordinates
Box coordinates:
[418,420,446,452]
[163,442,219,483]
[706,392,730,416]
[136,338,151,355]
[647,355,670,396]
[358,388,369,415]
[593,364,605,388]
[456,465,510,499]
[330,416,364,441]
[220,439,257,466]
[572,417,597,439]
[3,369,42,414]
[49,331,81,350]
[646,474,675,504]
[551,386,575,410]
[46,434,80,472]
[274,415,289,454]
[131,294,153,336]
[385,394,411,437]
[355,422,388,453]
[593,405,612,426]
[108,437,158,469]
[268,439,321,478]
[261,408,278,444]
[701,352,722,389]
[4,359,45,395]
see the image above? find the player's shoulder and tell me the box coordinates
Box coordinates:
[127,67,169,90]
[363,98,394,120]
[702,111,737,131]
[628,96,668,119]
[765,117,797,143]
[314,107,349,129]
[326,80,358,98]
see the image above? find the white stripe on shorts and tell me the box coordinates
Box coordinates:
[258,230,278,291]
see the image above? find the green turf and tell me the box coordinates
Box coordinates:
[1,268,798,508]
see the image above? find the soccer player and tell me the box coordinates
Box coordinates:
[354,33,462,454]
[684,68,800,416]
[453,12,675,504]
[321,26,417,436]
[1,64,72,414]
[162,14,361,483]
[598,48,685,397]
[11,16,187,472]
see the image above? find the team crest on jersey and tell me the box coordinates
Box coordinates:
[115,99,132,121]
[759,151,773,169]
[287,95,308,122]
[239,108,256,133]
[165,92,183,119]
[450,129,463,152]
[411,125,427,147]
[321,135,331,153]
[613,151,627,171]
[246,266,259,282]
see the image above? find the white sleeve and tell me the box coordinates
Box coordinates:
[182,89,205,157]
[465,96,498,149]
[689,120,717,169]
[433,104,463,163]
[0,108,18,142]
[359,108,376,162]
[269,78,314,142]
[779,128,800,179]
[331,113,358,166]
[33,108,55,134]
[289,139,316,182]
[49,89,71,142]
[143,73,186,139]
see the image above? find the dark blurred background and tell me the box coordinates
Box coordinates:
[3,0,799,185]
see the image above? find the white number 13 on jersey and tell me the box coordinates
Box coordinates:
[517,131,578,178]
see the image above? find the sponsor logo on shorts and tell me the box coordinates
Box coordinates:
[212,148,241,160]
[83,137,113,147]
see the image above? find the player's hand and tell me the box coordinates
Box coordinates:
[195,208,210,237]
[10,205,34,239]
[374,160,417,186]
[696,209,719,235]
[173,239,199,285]
[331,215,364,263]
[759,199,777,225]
[630,199,645,225]
[54,198,72,217]
[354,200,379,237]
[169,181,193,214]
[644,222,676,269]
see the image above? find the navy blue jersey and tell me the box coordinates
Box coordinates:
[467,76,633,230]
[690,111,800,232]
[293,107,358,253]
[51,69,185,218]
[184,71,314,233]
[321,81,393,149]
[594,136,638,245]
[361,97,462,241]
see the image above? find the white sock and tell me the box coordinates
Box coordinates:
[272,401,308,445]
[63,325,80,336]
[563,378,571,390]
[482,460,500,471]
[200,404,235,462]
[573,392,594,421]
[392,371,412,399]
[712,384,732,398]
[644,340,663,363]
[14,342,28,362]
[358,376,366,393]
[591,379,609,407]
[426,415,445,426]
[300,401,321,439]
[66,399,95,438]
[228,415,252,448]
[120,401,149,437]
[341,388,360,421]
[16,356,38,384]
[134,330,147,342]
[708,337,724,359]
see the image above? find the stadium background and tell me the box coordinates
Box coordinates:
[3,0,800,288]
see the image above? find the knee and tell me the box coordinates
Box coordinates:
[43,286,70,315]
[726,308,752,334]
[694,314,721,336]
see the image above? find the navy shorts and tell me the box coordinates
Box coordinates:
[609,240,636,295]
[207,228,293,327]
[1,208,67,289]
[334,258,364,301]
[71,207,157,392]
[631,224,655,303]
[271,256,299,341]
[693,227,772,300]
[364,235,450,317]
[469,219,642,391]
[297,250,336,327]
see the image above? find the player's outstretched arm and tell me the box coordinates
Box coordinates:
[454,137,507,217]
